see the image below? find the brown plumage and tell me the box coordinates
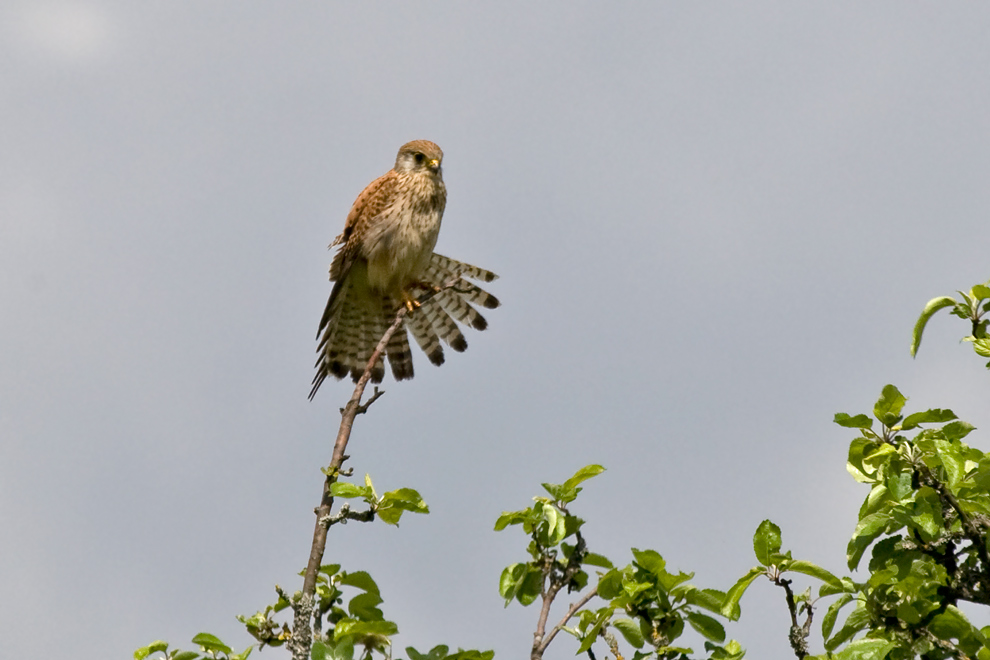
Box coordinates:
[310,140,499,399]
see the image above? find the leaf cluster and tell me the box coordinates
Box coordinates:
[330,474,429,526]
[497,465,743,659]
[235,560,489,660]
[726,380,990,660]
[495,464,605,606]
[822,384,990,658]
[134,634,252,660]
[579,550,742,660]
[911,280,990,367]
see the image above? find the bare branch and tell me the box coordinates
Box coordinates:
[773,573,812,660]
[290,278,462,660]
[540,585,599,652]
[324,503,376,527]
[290,308,407,660]
[532,531,591,659]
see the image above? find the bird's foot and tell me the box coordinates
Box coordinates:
[401,291,421,312]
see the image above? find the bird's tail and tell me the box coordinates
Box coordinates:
[403,253,500,368]
[310,254,499,398]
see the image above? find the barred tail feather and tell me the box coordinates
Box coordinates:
[405,308,445,366]
[429,253,498,283]
[311,255,499,398]
[436,288,488,331]
[384,298,415,380]
[421,298,468,352]
[364,298,387,383]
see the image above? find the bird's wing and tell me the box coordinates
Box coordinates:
[317,170,400,341]
[328,171,399,281]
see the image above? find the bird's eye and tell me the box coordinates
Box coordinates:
[414,153,425,164]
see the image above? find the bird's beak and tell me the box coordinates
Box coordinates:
[428,158,441,172]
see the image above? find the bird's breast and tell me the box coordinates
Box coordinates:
[364,200,443,295]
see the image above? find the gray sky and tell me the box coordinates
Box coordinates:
[2,3,989,658]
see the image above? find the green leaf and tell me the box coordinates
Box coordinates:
[324,637,354,660]
[934,440,966,488]
[493,509,533,531]
[753,520,782,566]
[134,641,170,660]
[943,420,976,443]
[563,464,605,491]
[912,295,957,357]
[901,408,957,430]
[333,619,398,640]
[973,337,990,358]
[784,560,843,590]
[377,488,430,525]
[598,568,623,600]
[821,593,853,640]
[348,592,384,621]
[539,503,558,542]
[847,512,889,570]
[885,471,913,503]
[582,552,613,569]
[381,488,428,511]
[339,571,380,595]
[684,588,727,615]
[834,413,874,429]
[447,651,495,660]
[687,611,726,642]
[404,646,447,660]
[929,605,980,644]
[540,482,573,502]
[311,640,330,660]
[721,567,763,619]
[834,638,897,660]
[230,647,252,660]
[825,604,870,651]
[873,384,907,427]
[364,473,377,500]
[550,511,568,545]
[613,618,645,648]
[576,608,610,654]
[631,548,666,576]
[499,563,542,606]
[172,653,200,660]
[331,483,368,499]
[191,633,231,655]
[847,437,879,483]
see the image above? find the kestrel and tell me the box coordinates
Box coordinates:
[309,140,499,399]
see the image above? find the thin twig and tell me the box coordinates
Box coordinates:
[532,531,590,659]
[539,585,599,653]
[290,279,461,660]
[773,573,812,660]
[325,503,376,526]
[291,308,407,660]
[916,465,990,598]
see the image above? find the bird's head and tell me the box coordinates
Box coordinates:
[394,140,443,178]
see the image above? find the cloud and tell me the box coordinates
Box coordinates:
[7,3,116,66]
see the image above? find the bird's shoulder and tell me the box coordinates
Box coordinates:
[333,170,401,248]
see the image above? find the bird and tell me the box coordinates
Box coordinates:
[309,140,500,399]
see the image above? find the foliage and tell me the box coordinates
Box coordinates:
[496,464,744,659]
[911,279,990,367]
[329,473,430,526]
[724,279,990,659]
[138,278,989,660]
[134,634,253,660]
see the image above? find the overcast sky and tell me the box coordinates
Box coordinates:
[2,3,989,659]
